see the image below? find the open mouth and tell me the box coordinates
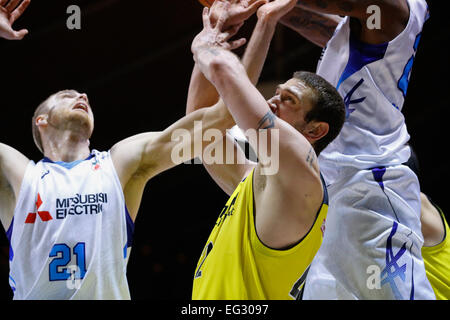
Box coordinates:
[72,102,89,113]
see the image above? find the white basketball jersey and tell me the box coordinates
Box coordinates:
[6,150,134,299]
[317,0,430,185]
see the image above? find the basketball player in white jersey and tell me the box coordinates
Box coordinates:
[279,0,435,299]
[0,0,244,299]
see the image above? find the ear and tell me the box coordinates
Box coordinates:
[35,115,48,128]
[305,121,329,142]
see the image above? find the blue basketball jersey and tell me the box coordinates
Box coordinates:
[317,0,430,185]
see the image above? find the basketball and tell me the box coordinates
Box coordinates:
[198,0,214,8]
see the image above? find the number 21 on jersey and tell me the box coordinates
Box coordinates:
[49,242,87,287]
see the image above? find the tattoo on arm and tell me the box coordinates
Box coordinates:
[306,147,316,168]
[286,9,337,42]
[257,111,276,130]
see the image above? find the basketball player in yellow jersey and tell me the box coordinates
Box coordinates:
[188,0,345,299]
[421,193,450,300]
[405,149,450,300]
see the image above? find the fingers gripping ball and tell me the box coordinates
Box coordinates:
[198,0,215,7]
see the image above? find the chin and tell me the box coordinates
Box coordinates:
[67,113,94,135]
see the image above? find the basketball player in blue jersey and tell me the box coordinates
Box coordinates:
[0,0,246,299]
[278,0,435,299]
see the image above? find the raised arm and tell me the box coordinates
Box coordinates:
[187,0,269,195]
[110,103,234,221]
[280,6,342,47]
[295,0,409,44]
[187,0,267,114]
[243,0,299,83]
[192,0,320,185]
[187,0,300,195]
[0,0,32,230]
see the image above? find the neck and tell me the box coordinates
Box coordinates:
[42,130,91,162]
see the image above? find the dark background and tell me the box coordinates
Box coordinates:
[0,0,448,300]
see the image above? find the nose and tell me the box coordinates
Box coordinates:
[78,93,89,104]
[267,97,279,114]
[268,94,281,104]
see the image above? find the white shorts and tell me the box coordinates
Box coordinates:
[302,165,435,300]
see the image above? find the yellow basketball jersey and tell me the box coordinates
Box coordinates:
[192,169,328,300]
[422,207,450,300]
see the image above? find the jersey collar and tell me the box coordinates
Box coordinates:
[42,152,95,170]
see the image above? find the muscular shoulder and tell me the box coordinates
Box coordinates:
[110,132,159,185]
[252,163,323,249]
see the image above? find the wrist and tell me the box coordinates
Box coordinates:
[257,11,281,29]
[255,13,278,36]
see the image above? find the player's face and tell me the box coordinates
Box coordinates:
[45,90,94,137]
[267,78,314,132]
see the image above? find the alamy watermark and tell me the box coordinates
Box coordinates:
[66,265,82,290]
[366,264,382,290]
[66,5,81,30]
[64,4,382,31]
[367,5,381,30]
[170,122,280,176]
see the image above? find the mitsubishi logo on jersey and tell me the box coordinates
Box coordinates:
[25,193,53,224]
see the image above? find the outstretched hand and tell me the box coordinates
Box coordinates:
[0,0,30,40]
[257,0,297,23]
[192,4,247,55]
[209,0,267,31]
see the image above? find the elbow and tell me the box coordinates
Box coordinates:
[203,102,234,135]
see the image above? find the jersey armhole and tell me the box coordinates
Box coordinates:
[422,203,449,253]
[10,160,35,226]
[106,150,135,257]
[249,171,327,257]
